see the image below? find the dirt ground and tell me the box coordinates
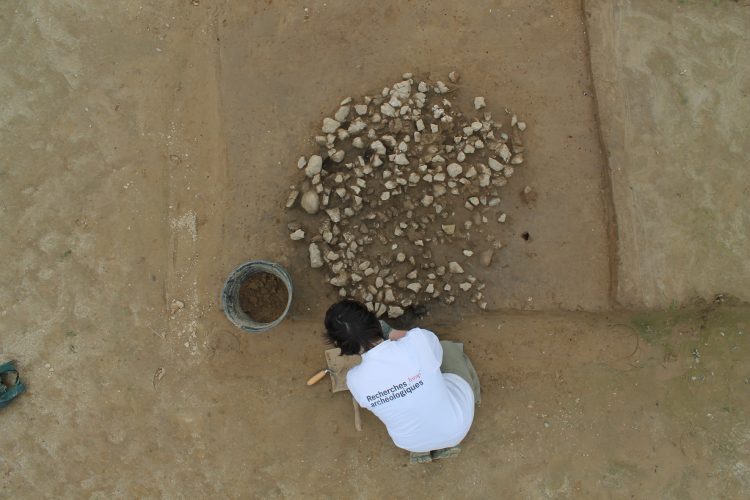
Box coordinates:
[585,0,750,308]
[1,0,749,498]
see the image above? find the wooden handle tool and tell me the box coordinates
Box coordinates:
[306,369,330,386]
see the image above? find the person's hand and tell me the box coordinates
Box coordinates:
[389,330,407,341]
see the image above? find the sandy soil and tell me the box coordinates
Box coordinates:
[1,0,748,498]
[585,0,750,308]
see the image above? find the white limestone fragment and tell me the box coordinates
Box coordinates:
[488,157,503,172]
[447,163,463,178]
[306,155,323,177]
[370,141,386,155]
[334,105,350,122]
[300,191,320,214]
[309,243,323,268]
[322,117,340,133]
[448,262,464,274]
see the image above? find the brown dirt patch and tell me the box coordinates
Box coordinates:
[239,272,288,323]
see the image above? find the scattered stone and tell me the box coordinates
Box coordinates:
[322,118,340,134]
[331,150,345,162]
[309,243,323,268]
[330,273,348,287]
[394,153,409,166]
[447,163,463,177]
[498,144,512,163]
[370,140,386,155]
[388,306,405,318]
[170,299,185,315]
[479,249,494,267]
[448,261,464,274]
[488,157,503,172]
[286,190,300,208]
[286,74,528,312]
[306,155,323,177]
[300,191,320,214]
[326,208,341,223]
[521,186,537,205]
[334,105,350,122]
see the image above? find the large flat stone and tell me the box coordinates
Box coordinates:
[586,0,750,308]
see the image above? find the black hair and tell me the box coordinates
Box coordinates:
[324,300,383,356]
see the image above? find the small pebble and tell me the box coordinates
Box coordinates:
[448,261,464,274]
[479,249,494,267]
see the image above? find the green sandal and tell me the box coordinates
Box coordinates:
[431,445,461,460]
[0,360,26,409]
[409,451,433,465]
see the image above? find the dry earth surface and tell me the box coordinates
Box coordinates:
[585,0,750,308]
[1,0,748,498]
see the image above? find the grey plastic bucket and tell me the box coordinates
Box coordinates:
[221,260,293,333]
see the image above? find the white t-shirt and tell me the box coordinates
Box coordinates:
[346,328,475,452]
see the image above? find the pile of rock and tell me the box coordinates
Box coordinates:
[285,72,526,318]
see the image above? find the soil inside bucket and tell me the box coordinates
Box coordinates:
[238,272,289,323]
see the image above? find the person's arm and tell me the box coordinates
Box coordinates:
[388,329,408,341]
